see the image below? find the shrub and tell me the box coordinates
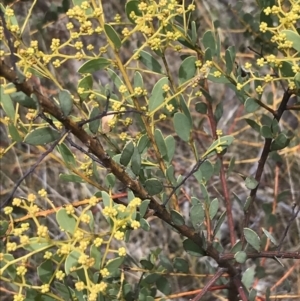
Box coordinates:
[0,1,299,301]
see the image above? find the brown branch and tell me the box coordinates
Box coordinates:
[191,268,227,301]
[220,250,300,261]
[242,89,292,246]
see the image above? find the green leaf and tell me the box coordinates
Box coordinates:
[209,198,219,220]
[200,160,214,181]
[138,50,163,74]
[140,218,150,231]
[156,276,171,296]
[174,112,191,142]
[260,125,273,138]
[242,266,255,289]
[245,176,258,190]
[165,135,175,163]
[58,89,73,116]
[230,240,242,253]
[154,129,167,160]
[10,91,37,109]
[137,134,150,153]
[234,251,247,263]
[170,210,185,226]
[144,178,163,195]
[202,30,216,55]
[56,208,77,234]
[270,133,290,150]
[0,86,15,120]
[57,143,76,167]
[120,141,134,166]
[23,237,50,251]
[106,257,125,273]
[77,75,93,96]
[38,260,53,282]
[0,220,9,236]
[140,200,150,217]
[202,135,234,158]
[225,48,234,74]
[125,0,142,23]
[90,245,102,270]
[159,254,173,272]
[173,258,189,273]
[190,203,205,229]
[104,24,122,50]
[59,173,84,183]
[249,289,257,301]
[213,210,226,237]
[149,77,168,112]
[214,102,223,122]
[262,228,278,246]
[244,228,261,251]
[78,58,110,74]
[191,21,197,45]
[131,147,141,176]
[294,72,300,88]
[280,61,295,77]
[245,118,260,132]
[271,118,280,135]
[178,56,197,85]
[0,254,16,280]
[245,97,260,113]
[24,127,60,145]
[183,238,205,256]
[88,106,101,134]
[102,191,112,207]
[195,102,207,114]
[281,30,300,52]
[8,123,22,142]
[134,71,144,88]
[107,68,132,101]
[65,250,80,275]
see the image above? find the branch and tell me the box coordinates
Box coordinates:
[191,268,227,301]
[242,89,292,245]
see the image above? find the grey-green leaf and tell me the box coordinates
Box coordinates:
[234,251,247,263]
[174,112,191,142]
[245,176,259,190]
[243,228,261,251]
[120,141,134,166]
[104,24,122,50]
[209,198,219,220]
[170,210,185,226]
[149,77,168,112]
[58,89,73,116]
[24,127,60,145]
[179,56,197,85]
[138,50,163,74]
[78,58,110,74]
[144,178,163,195]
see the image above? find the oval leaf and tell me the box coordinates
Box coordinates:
[78,58,110,74]
[174,112,191,142]
[104,24,121,50]
[58,89,73,116]
[243,228,261,251]
[144,178,163,195]
[24,127,60,145]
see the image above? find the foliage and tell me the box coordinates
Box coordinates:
[0,1,299,301]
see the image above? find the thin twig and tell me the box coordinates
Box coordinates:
[277,203,300,252]
[1,131,66,209]
[163,159,206,206]
[191,268,227,301]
